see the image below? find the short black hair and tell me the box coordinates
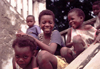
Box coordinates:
[26,15,35,21]
[93,1,100,7]
[12,35,37,52]
[38,9,55,24]
[68,8,85,20]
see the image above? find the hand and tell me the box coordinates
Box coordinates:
[16,29,26,37]
[94,33,100,44]
[66,42,73,48]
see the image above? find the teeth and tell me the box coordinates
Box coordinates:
[45,28,50,30]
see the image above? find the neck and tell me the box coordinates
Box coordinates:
[77,22,84,29]
[43,33,51,39]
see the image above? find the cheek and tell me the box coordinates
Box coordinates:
[51,24,54,27]
[25,57,32,63]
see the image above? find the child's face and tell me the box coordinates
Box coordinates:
[92,5,100,16]
[14,45,33,68]
[68,12,83,29]
[26,17,35,28]
[39,15,54,34]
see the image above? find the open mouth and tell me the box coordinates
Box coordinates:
[44,28,50,31]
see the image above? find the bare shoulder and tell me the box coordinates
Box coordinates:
[84,25,93,30]
[98,12,100,18]
[67,28,71,32]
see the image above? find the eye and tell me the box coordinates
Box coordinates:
[15,55,19,58]
[71,18,74,20]
[30,21,33,22]
[49,21,52,24]
[23,56,28,59]
[42,22,45,24]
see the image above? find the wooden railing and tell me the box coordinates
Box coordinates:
[65,43,100,69]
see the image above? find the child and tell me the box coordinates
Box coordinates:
[17,15,41,39]
[18,10,68,69]
[60,8,100,63]
[16,15,41,56]
[92,1,100,29]
[12,35,38,69]
[26,15,41,39]
[35,9,69,69]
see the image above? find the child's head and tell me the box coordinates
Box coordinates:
[38,9,55,34]
[68,8,85,29]
[92,1,100,16]
[26,15,35,28]
[12,35,37,68]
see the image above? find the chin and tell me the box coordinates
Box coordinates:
[19,64,26,68]
[72,26,76,29]
[45,31,51,34]
[45,32,50,34]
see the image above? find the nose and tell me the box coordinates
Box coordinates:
[45,22,50,26]
[19,58,24,62]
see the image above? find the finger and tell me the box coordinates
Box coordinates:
[93,40,97,45]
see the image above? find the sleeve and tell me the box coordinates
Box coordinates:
[36,26,41,34]
[50,30,64,46]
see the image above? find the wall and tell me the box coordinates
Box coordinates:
[0,0,27,69]
[0,0,46,69]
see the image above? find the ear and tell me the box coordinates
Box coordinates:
[80,16,84,20]
[33,50,38,56]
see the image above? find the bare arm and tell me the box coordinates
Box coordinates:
[96,13,100,29]
[12,57,16,69]
[94,29,100,44]
[66,28,73,48]
[32,56,38,68]
[16,30,58,54]
[82,18,96,26]
[34,37,57,54]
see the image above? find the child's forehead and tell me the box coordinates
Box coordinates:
[14,45,31,53]
[41,15,54,20]
[93,4,100,8]
[42,15,53,18]
[27,16,33,19]
[68,12,78,16]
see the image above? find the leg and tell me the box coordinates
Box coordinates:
[60,47,74,63]
[37,50,57,69]
[73,35,85,56]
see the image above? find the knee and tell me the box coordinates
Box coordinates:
[37,50,49,64]
[60,47,68,54]
[73,35,83,43]
[60,47,71,56]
